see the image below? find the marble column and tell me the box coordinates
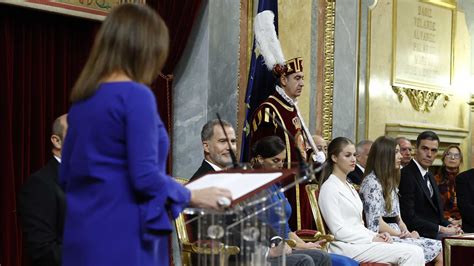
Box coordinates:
[332,0,359,141]
[172,0,240,179]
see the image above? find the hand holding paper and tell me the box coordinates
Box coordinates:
[187,172,283,203]
[189,187,232,210]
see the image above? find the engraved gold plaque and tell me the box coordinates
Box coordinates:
[392,0,455,91]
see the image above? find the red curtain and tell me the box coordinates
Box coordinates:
[0,1,202,265]
[0,6,100,265]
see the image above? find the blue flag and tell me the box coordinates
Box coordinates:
[240,1,279,162]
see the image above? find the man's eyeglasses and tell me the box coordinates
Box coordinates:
[445,152,461,159]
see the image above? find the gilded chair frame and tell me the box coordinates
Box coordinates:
[173,177,240,265]
[304,184,335,250]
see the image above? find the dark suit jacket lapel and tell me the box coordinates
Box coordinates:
[45,158,60,182]
[427,172,443,214]
[410,161,437,211]
[190,160,216,181]
[356,165,363,177]
[201,161,215,175]
[43,158,66,236]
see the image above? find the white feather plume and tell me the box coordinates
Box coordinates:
[254,10,286,71]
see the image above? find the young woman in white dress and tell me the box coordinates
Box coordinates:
[318,137,425,265]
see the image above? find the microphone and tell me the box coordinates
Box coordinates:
[261,110,326,183]
[216,113,239,169]
[262,110,309,181]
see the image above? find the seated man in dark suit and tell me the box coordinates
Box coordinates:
[347,140,372,185]
[399,130,462,239]
[190,119,237,181]
[189,119,279,264]
[456,168,474,233]
[17,114,68,266]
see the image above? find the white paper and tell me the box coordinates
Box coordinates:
[185,172,283,201]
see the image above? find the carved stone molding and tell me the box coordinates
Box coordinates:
[392,86,450,112]
[469,94,474,111]
[385,122,469,166]
[322,0,336,140]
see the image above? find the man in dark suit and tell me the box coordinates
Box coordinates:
[399,130,462,239]
[347,140,372,185]
[456,168,474,233]
[18,114,68,266]
[190,119,236,181]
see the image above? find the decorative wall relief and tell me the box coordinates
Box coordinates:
[385,122,469,166]
[392,0,455,111]
[366,0,470,166]
[392,86,450,112]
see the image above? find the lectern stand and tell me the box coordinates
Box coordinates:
[182,168,296,266]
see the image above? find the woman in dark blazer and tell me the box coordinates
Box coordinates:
[456,168,474,233]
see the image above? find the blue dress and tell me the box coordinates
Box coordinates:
[60,82,190,266]
[266,185,358,266]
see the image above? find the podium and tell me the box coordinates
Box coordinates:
[181,168,297,266]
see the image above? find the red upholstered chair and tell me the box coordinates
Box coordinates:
[305,184,390,266]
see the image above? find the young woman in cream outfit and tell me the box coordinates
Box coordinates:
[318,137,425,265]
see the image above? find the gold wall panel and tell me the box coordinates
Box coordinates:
[278,0,313,124]
[367,0,471,168]
[393,0,454,91]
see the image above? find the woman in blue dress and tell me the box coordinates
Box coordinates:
[251,136,358,266]
[59,4,231,266]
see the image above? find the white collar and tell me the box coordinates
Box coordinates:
[413,159,428,177]
[356,163,365,173]
[275,85,296,106]
[205,160,223,171]
[330,174,359,197]
[54,155,61,163]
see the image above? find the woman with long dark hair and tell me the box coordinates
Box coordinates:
[360,136,442,265]
[318,137,424,265]
[60,4,231,265]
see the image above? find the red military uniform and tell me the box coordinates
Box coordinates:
[249,88,315,231]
